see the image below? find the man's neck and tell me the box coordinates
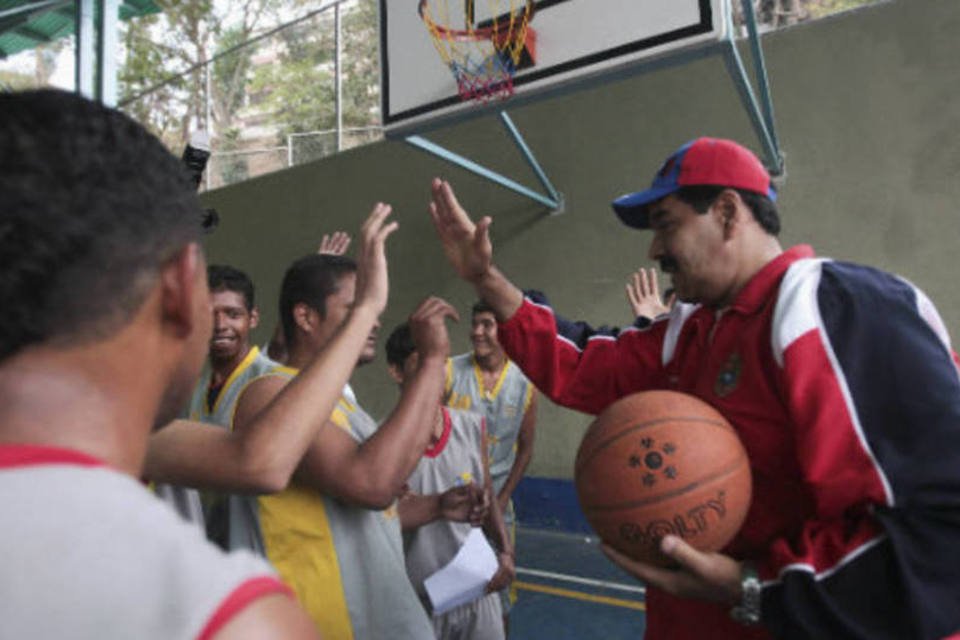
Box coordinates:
[209,344,252,387]
[713,237,784,309]
[474,350,506,374]
[0,345,158,476]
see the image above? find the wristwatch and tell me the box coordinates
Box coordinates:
[730,562,762,626]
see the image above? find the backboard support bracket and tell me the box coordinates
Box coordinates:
[723,0,785,178]
[406,110,564,212]
[402,0,782,207]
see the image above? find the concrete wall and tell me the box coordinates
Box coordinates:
[201,0,960,479]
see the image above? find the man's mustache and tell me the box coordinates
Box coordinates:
[659,256,678,273]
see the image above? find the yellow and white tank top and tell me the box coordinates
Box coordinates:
[444,353,534,494]
[256,375,433,640]
[156,346,278,530]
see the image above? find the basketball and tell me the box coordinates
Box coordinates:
[575,391,752,566]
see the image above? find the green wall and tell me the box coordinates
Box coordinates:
[201,0,960,478]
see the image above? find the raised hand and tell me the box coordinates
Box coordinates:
[317,231,351,256]
[353,203,396,317]
[428,178,493,283]
[626,268,671,320]
[408,296,460,362]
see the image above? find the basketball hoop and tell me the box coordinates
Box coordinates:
[419,0,536,103]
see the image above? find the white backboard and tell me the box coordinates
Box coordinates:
[380,0,730,134]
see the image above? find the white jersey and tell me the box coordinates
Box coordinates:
[444,353,534,495]
[0,444,288,640]
[404,407,487,598]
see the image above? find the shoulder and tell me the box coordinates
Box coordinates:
[772,258,932,363]
[251,347,282,374]
[1,465,282,638]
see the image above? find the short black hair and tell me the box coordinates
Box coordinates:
[674,185,781,236]
[471,300,496,318]
[279,253,357,346]
[0,90,204,362]
[208,264,255,311]
[385,322,415,369]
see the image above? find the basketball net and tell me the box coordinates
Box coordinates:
[419,0,536,103]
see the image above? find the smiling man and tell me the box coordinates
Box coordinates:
[443,301,536,632]
[178,265,278,546]
[427,137,960,640]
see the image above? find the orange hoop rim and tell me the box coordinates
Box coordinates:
[418,0,536,42]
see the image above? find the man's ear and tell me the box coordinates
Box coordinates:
[387,363,405,385]
[293,302,318,335]
[249,306,260,329]
[714,189,742,240]
[159,243,204,338]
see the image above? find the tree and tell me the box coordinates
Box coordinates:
[119,0,282,151]
[247,0,380,142]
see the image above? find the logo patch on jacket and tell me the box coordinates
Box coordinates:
[714,352,742,397]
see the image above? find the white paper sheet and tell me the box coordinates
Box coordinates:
[424,527,499,615]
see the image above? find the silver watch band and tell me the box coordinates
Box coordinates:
[730,561,762,626]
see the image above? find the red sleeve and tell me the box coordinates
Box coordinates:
[197,576,293,640]
[497,297,669,415]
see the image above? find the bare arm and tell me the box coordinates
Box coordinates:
[428,178,524,323]
[296,297,460,509]
[398,484,485,530]
[210,593,320,640]
[143,205,395,493]
[496,390,538,512]
[481,417,516,592]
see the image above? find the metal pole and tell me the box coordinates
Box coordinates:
[406,135,561,210]
[74,0,95,98]
[287,134,294,167]
[97,0,120,106]
[205,56,212,132]
[499,111,562,207]
[334,2,343,152]
[739,0,780,154]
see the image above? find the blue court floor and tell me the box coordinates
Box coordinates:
[510,527,646,639]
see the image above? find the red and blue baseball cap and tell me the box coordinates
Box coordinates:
[612,137,777,229]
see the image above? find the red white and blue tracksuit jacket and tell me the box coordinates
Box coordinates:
[499,245,960,640]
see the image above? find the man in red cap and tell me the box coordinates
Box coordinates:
[426,137,960,639]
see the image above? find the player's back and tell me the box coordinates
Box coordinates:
[0,445,286,640]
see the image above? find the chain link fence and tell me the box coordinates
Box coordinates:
[203,125,384,190]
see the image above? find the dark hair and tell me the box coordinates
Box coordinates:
[0,90,204,361]
[674,185,780,236]
[279,253,357,346]
[471,300,496,318]
[208,264,255,311]
[385,322,415,369]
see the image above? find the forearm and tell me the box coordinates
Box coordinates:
[230,304,380,491]
[483,485,513,555]
[144,420,236,488]
[397,493,441,530]
[471,266,524,323]
[342,354,446,503]
[758,512,927,638]
[497,447,532,506]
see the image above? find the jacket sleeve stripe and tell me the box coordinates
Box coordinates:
[774,260,894,510]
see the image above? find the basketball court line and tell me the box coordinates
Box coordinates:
[516,567,646,595]
[514,580,646,611]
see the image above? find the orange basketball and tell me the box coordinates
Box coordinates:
[575,390,752,566]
